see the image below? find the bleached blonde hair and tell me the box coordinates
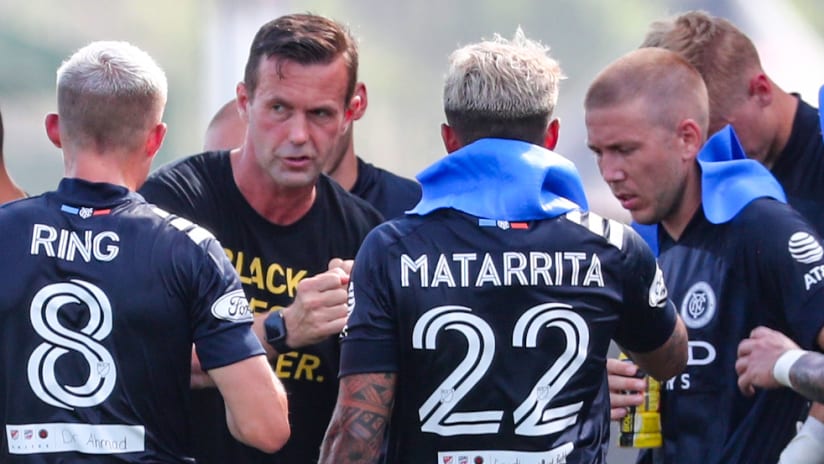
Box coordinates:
[443,28,564,145]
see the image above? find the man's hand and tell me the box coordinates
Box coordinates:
[607,357,646,420]
[328,257,354,275]
[736,326,801,396]
[280,265,350,349]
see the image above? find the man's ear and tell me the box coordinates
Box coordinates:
[543,118,560,150]
[145,122,168,159]
[45,113,62,148]
[441,123,462,153]
[678,118,703,161]
[749,73,773,107]
[348,82,368,121]
[236,82,250,122]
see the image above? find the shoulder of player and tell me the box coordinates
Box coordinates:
[561,209,629,251]
[733,198,810,233]
[135,204,219,252]
[360,160,421,194]
[362,215,425,249]
[318,174,384,225]
[0,195,48,232]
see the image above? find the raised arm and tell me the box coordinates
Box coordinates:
[253,261,351,358]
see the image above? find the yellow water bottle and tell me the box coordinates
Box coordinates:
[618,353,662,448]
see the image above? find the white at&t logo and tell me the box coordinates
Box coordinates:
[27,280,116,410]
[789,232,824,264]
[680,281,716,329]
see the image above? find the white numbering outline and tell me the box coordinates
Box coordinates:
[27,280,117,410]
[412,303,589,437]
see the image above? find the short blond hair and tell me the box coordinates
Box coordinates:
[585,47,709,136]
[641,11,761,132]
[443,28,564,145]
[57,41,167,152]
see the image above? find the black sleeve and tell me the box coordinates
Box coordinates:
[614,224,678,353]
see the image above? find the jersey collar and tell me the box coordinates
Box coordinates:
[408,138,588,221]
[57,178,141,208]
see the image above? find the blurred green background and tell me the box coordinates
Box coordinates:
[2,0,822,221]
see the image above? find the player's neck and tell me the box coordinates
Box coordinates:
[230,148,316,226]
[661,164,702,241]
[64,151,141,191]
[765,89,799,168]
[327,144,359,191]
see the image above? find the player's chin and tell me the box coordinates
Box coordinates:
[273,170,321,189]
[629,209,657,226]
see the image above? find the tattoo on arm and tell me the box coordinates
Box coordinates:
[791,353,824,403]
[320,373,396,464]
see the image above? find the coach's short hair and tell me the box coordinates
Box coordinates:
[244,13,358,104]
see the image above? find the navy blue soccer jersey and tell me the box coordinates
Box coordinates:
[351,156,421,219]
[0,179,263,463]
[340,208,678,464]
[643,199,824,464]
[771,97,824,234]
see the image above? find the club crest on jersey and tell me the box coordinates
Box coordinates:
[680,281,716,329]
[478,219,528,230]
[211,290,252,322]
[61,204,111,218]
[789,231,824,264]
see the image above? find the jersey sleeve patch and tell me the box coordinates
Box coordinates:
[210,289,253,322]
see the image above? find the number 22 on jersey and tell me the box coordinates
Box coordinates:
[413,303,589,437]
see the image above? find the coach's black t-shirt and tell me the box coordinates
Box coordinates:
[140,151,383,464]
[1,179,262,463]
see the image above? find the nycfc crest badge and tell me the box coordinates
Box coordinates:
[680,281,716,329]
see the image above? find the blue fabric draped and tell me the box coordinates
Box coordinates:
[634,126,786,255]
[408,138,588,220]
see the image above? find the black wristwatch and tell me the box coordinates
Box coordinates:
[264,311,292,354]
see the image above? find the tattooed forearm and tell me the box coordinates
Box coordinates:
[319,372,396,464]
[790,353,824,403]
